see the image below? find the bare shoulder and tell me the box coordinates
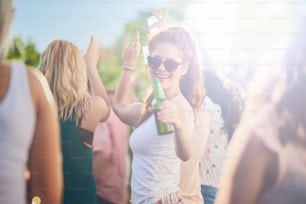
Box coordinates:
[90,95,105,106]
[27,67,43,82]
[172,95,193,116]
[26,68,55,110]
[27,68,52,95]
[80,95,109,131]
[91,94,107,112]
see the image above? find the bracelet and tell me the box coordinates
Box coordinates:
[123,66,135,71]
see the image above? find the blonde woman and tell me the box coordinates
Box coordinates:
[39,38,110,204]
[0,0,62,204]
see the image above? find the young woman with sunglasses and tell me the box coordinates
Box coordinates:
[112,26,205,204]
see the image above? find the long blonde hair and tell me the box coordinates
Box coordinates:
[38,40,90,123]
[0,0,14,59]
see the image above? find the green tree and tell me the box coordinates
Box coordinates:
[6,37,41,67]
[98,11,151,100]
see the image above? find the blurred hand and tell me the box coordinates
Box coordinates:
[123,31,140,69]
[148,9,167,33]
[85,36,99,72]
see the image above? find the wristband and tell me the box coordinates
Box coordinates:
[123,66,135,71]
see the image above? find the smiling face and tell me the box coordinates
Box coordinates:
[148,42,188,98]
[147,26,205,111]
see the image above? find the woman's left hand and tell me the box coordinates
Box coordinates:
[156,101,183,130]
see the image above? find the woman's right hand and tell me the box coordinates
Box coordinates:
[123,31,141,70]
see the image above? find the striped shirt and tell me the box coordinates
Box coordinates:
[199,97,228,187]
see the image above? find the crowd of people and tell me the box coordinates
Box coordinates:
[1,0,306,204]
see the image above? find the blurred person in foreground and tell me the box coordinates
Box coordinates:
[38,37,110,204]
[93,90,131,204]
[112,26,205,204]
[215,20,306,204]
[0,0,62,203]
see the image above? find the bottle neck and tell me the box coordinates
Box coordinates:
[152,79,166,99]
[152,79,182,100]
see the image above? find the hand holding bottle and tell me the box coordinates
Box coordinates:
[151,79,175,135]
[156,101,183,130]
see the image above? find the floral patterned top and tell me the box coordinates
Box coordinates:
[199,97,228,187]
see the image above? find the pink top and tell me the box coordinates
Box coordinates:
[93,110,130,204]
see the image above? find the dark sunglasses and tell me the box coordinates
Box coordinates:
[147,56,183,72]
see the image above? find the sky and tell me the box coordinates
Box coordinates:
[184,1,306,68]
[11,0,306,67]
[11,0,167,51]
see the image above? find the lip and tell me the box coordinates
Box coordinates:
[153,70,171,79]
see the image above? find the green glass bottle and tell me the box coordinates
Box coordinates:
[151,79,174,135]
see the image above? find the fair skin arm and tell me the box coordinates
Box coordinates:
[112,31,143,127]
[84,37,110,124]
[27,69,63,204]
[215,130,274,204]
[81,37,110,131]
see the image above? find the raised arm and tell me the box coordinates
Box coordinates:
[84,36,110,122]
[112,32,143,127]
[27,69,63,204]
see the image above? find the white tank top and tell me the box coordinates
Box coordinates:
[129,95,194,204]
[0,62,36,204]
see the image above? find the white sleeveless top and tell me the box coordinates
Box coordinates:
[0,62,36,204]
[129,95,194,204]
